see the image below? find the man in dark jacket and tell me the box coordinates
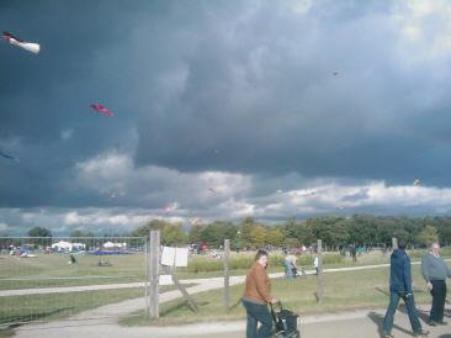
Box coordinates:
[382,239,428,338]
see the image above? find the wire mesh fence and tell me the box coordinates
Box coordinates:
[0,236,147,326]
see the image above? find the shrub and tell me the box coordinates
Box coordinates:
[184,251,345,273]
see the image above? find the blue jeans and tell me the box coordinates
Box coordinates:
[383,291,422,335]
[241,298,273,338]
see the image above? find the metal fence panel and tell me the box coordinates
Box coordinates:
[0,236,147,326]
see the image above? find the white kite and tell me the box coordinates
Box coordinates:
[2,31,40,54]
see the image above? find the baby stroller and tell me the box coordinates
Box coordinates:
[270,302,300,338]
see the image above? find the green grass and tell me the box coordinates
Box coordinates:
[0,328,14,338]
[0,285,178,326]
[119,261,451,327]
[1,248,449,290]
[0,253,146,290]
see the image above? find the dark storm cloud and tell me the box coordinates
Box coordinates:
[1,0,451,231]
[0,0,156,206]
[132,0,451,185]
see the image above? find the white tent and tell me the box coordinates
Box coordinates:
[51,241,85,252]
[103,241,126,249]
[52,241,72,251]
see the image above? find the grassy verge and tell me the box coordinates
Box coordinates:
[0,285,179,326]
[0,328,14,338]
[119,261,450,327]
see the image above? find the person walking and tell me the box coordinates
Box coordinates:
[284,253,297,280]
[421,242,450,326]
[382,238,429,338]
[242,249,278,338]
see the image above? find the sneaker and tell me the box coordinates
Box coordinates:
[413,330,429,337]
[437,320,448,325]
[428,321,437,326]
[383,333,394,338]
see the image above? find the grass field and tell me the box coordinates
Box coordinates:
[119,260,451,327]
[0,284,182,327]
[1,248,449,328]
[0,253,146,290]
[1,247,450,290]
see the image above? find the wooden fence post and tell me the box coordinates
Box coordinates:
[224,239,230,312]
[149,230,160,319]
[317,239,324,302]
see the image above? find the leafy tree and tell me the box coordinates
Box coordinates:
[265,228,284,247]
[28,226,52,238]
[131,219,171,237]
[200,221,237,248]
[131,219,187,246]
[189,223,204,243]
[250,225,267,248]
[162,224,188,245]
[416,225,438,247]
[239,217,257,248]
[70,230,94,238]
[27,226,52,247]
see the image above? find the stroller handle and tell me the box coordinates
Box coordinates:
[270,300,283,311]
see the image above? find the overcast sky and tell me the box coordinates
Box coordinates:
[2,0,451,235]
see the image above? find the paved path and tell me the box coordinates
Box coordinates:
[13,306,451,338]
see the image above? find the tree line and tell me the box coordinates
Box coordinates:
[12,214,451,250]
[130,215,450,249]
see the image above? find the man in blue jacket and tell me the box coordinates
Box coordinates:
[382,238,428,338]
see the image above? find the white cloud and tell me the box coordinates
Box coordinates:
[393,0,451,62]
[0,223,8,232]
[75,151,252,208]
[2,178,451,234]
[250,180,451,219]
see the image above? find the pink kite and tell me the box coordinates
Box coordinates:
[90,104,114,117]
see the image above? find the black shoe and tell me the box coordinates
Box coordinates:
[437,320,448,325]
[413,330,429,337]
[428,321,437,326]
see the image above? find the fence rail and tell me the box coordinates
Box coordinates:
[0,236,148,326]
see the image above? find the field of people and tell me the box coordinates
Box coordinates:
[1,247,449,327]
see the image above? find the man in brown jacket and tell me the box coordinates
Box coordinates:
[242,249,278,338]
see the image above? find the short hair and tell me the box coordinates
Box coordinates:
[397,238,407,250]
[255,249,268,261]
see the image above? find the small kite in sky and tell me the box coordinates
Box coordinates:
[2,31,40,54]
[0,151,16,161]
[163,202,178,213]
[413,178,421,186]
[333,71,340,77]
[296,190,316,197]
[208,187,218,194]
[90,104,114,117]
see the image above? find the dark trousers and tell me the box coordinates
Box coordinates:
[241,298,273,338]
[430,280,447,323]
[383,291,422,335]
